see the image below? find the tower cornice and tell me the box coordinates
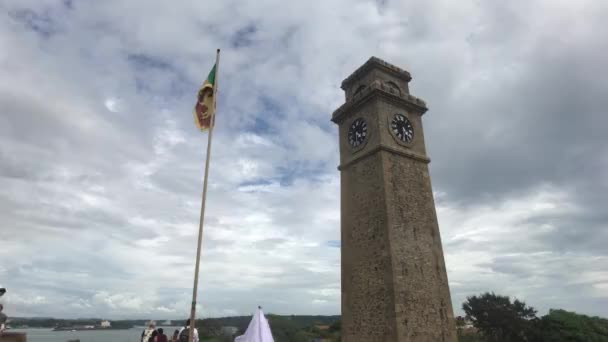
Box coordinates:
[331,81,428,124]
[341,56,412,90]
[337,144,431,171]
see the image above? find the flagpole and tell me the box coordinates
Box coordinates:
[188,48,220,342]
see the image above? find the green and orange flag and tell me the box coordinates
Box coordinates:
[193,64,216,131]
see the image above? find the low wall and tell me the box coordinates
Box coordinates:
[0,332,27,342]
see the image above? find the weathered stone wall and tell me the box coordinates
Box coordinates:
[341,152,396,341]
[382,151,457,341]
[340,150,457,342]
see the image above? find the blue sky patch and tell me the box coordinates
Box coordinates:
[326,240,341,248]
[231,24,258,48]
[10,8,58,39]
[127,53,173,71]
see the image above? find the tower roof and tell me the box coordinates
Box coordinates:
[341,56,412,90]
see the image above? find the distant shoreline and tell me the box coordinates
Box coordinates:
[52,327,132,331]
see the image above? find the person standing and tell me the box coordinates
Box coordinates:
[156,327,168,342]
[141,320,158,342]
[177,319,199,342]
[0,304,7,334]
[171,329,180,342]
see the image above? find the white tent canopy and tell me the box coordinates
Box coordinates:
[235,307,274,342]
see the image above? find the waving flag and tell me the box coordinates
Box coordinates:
[193,64,216,131]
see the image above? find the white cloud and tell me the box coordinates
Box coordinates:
[93,291,145,312]
[0,0,606,320]
[104,97,123,113]
[438,185,608,315]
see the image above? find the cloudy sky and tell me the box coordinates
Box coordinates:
[1,0,607,320]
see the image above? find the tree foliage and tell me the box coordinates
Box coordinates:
[455,316,466,332]
[463,292,537,342]
[461,293,608,342]
[197,318,223,338]
[265,315,305,342]
[531,309,608,342]
[328,319,341,333]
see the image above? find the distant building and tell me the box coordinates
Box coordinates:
[100,320,111,328]
[162,320,172,325]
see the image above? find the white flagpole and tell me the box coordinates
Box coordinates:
[188,48,220,342]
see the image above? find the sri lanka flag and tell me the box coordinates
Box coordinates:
[194,64,216,131]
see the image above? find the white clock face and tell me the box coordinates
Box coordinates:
[391,114,414,143]
[348,118,367,147]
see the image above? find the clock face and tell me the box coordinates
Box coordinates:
[391,114,414,143]
[348,118,367,147]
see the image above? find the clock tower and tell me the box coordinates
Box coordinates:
[332,57,457,341]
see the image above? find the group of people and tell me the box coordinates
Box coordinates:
[0,286,6,334]
[141,319,199,342]
[0,304,7,334]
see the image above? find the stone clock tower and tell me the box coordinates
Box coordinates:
[332,57,457,341]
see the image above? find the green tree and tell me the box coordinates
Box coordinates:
[266,315,302,342]
[220,335,233,342]
[455,316,466,334]
[463,292,537,342]
[293,330,312,342]
[531,309,608,342]
[197,318,222,339]
[328,319,341,333]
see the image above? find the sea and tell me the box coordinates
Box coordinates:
[8,326,182,342]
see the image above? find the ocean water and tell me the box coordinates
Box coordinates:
[8,326,182,342]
